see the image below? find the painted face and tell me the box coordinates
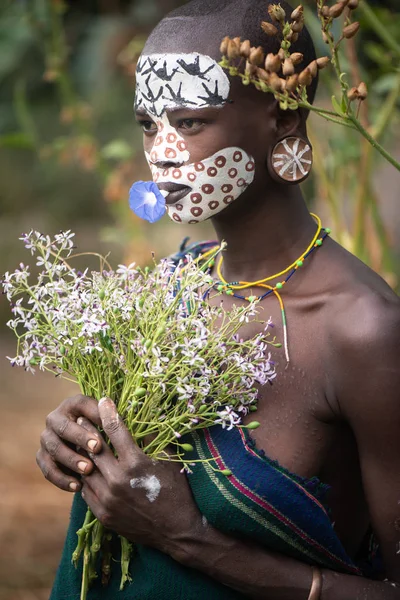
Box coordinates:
[135,53,256,224]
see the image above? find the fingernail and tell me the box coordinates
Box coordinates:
[87,439,98,451]
[78,461,88,473]
[69,482,79,491]
[77,417,83,425]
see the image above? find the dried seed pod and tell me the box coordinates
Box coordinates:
[278,48,286,61]
[320,5,330,17]
[233,37,242,47]
[329,2,346,18]
[343,22,360,38]
[249,46,265,66]
[227,39,240,59]
[257,68,270,83]
[357,81,368,100]
[265,52,282,73]
[298,68,313,86]
[290,52,304,66]
[269,72,283,91]
[291,20,304,33]
[268,3,286,23]
[244,61,256,77]
[347,87,359,101]
[307,60,318,78]
[261,21,279,36]
[291,33,299,43]
[220,36,230,55]
[240,39,251,58]
[348,0,359,8]
[291,5,304,21]
[286,73,299,92]
[283,58,295,76]
[316,56,331,69]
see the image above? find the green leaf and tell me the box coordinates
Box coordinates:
[331,95,346,117]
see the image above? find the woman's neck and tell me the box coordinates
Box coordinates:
[211,186,318,283]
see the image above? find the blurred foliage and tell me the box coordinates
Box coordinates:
[0,0,399,319]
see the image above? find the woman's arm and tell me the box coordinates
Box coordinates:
[77,398,400,600]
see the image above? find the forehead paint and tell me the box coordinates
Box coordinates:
[135,52,256,224]
[135,53,230,116]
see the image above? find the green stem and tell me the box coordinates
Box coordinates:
[359,0,400,59]
[370,72,400,141]
[72,508,96,566]
[119,536,133,591]
[347,113,400,171]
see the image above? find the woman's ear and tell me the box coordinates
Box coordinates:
[267,104,313,184]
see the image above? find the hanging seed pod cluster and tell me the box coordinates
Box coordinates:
[219,1,366,111]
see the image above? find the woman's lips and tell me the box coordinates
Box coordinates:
[157,183,191,205]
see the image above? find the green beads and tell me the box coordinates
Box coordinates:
[315,239,323,246]
[276,282,283,290]
[325,228,331,234]
[217,284,224,292]
[296,260,304,268]
[226,289,234,295]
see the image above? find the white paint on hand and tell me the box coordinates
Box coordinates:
[130,474,161,503]
[202,515,208,527]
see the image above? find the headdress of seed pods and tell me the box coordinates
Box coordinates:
[219,2,365,115]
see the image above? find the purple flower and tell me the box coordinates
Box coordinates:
[129,181,166,223]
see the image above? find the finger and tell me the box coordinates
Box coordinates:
[81,480,104,522]
[65,394,102,428]
[98,398,139,462]
[40,429,95,476]
[36,447,81,492]
[46,410,102,455]
[78,415,122,483]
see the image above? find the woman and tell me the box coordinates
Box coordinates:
[37,1,400,598]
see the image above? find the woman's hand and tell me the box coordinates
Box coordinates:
[79,397,202,557]
[36,394,104,492]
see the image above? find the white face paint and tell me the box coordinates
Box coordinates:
[135,53,256,224]
[130,474,161,503]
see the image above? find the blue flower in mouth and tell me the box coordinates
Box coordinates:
[129,181,166,223]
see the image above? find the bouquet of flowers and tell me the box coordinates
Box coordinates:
[2,230,277,598]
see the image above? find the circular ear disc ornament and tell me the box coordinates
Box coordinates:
[271,137,313,184]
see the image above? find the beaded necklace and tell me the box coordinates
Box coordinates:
[199,213,330,364]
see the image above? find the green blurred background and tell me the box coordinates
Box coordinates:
[0,1,399,598]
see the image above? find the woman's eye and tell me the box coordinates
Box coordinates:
[179,119,203,131]
[141,121,157,133]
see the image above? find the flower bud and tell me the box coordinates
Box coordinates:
[290,52,304,65]
[245,421,261,430]
[348,0,359,8]
[278,48,286,61]
[179,443,194,452]
[133,387,147,398]
[283,58,295,76]
[291,5,304,21]
[298,68,313,86]
[347,86,359,101]
[227,39,240,59]
[316,56,331,69]
[220,469,233,476]
[99,289,105,300]
[320,5,330,17]
[286,73,299,92]
[357,81,368,100]
[329,2,346,18]
[265,52,281,72]
[199,404,209,413]
[343,21,360,39]
[261,21,279,36]
[268,3,286,22]
[220,36,230,55]
[239,39,251,58]
[249,46,265,66]
[269,72,283,91]
[291,20,304,33]
[245,61,257,77]
[257,67,270,83]
[307,60,318,78]
[291,32,299,43]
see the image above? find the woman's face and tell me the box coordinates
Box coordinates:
[134,52,265,224]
